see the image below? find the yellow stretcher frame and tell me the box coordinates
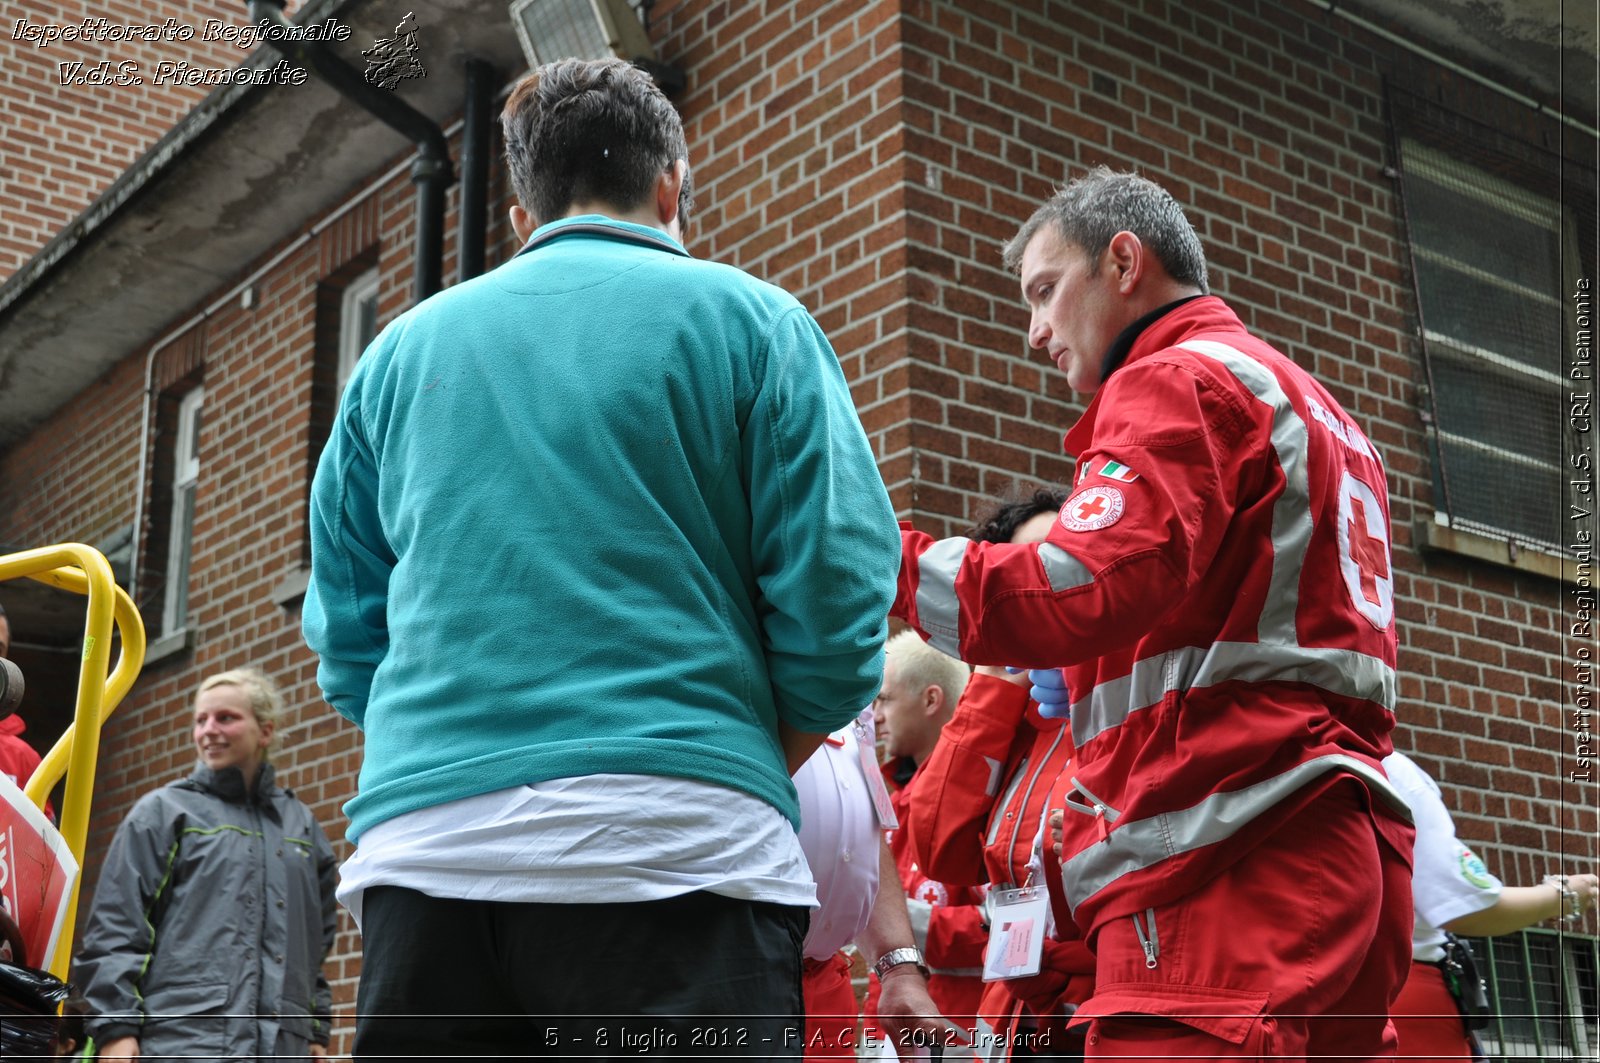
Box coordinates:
[0,543,146,979]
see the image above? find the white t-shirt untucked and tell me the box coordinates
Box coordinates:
[337,773,815,928]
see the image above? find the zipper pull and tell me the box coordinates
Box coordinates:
[1094,802,1111,842]
[1132,909,1159,969]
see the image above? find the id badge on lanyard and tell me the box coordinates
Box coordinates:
[982,885,1048,981]
[854,713,898,831]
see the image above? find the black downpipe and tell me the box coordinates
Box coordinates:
[246,0,454,301]
[459,60,495,284]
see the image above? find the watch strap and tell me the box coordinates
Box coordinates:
[872,946,929,980]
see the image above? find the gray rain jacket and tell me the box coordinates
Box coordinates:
[75,762,338,1059]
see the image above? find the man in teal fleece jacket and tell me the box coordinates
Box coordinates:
[302,57,899,1058]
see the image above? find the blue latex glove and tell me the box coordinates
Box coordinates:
[1028,667,1071,719]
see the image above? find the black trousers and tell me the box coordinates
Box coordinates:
[354,886,808,1060]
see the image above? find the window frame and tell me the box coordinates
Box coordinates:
[1395,135,1584,562]
[337,267,380,399]
[160,386,203,638]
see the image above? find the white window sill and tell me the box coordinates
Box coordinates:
[270,564,310,608]
[1414,519,1581,584]
[145,627,194,666]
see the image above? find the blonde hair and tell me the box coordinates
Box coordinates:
[885,630,969,709]
[196,668,283,760]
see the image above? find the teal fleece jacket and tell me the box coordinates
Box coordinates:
[303,216,899,841]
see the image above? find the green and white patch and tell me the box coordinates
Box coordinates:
[1457,844,1495,889]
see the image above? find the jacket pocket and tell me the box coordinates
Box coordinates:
[140,981,234,1059]
[143,980,230,1018]
[1078,982,1273,1052]
[1061,776,1121,842]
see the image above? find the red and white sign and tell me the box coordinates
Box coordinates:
[1060,485,1125,532]
[0,772,78,970]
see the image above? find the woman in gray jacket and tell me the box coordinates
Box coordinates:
[75,668,339,1061]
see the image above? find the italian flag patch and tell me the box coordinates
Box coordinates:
[1097,459,1139,483]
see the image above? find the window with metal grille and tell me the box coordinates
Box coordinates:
[1463,929,1599,1059]
[1389,88,1597,557]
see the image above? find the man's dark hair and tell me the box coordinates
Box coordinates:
[967,486,1070,544]
[501,58,694,229]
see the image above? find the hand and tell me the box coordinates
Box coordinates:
[1028,668,1071,719]
[99,1035,140,1060]
[1574,872,1600,910]
[1547,872,1600,921]
[1047,809,1064,862]
[875,966,973,1060]
[310,1045,329,1059]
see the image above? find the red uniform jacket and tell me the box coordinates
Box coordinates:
[893,297,1412,936]
[0,716,43,794]
[907,673,1094,1045]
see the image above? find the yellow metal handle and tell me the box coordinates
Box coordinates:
[0,544,146,978]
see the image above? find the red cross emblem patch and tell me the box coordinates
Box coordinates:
[1060,485,1125,532]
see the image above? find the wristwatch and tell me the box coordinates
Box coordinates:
[1544,875,1581,923]
[873,947,929,980]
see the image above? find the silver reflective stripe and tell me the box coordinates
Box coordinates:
[1062,752,1413,910]
[986,755,1029,847]
[915,536,969,658]
[1071,640,1397,746]
[982,754,1004,798]
[1037,542,1096,592]
[972,1018,1001,1063]
[1176,339,1313,644]
[1069,652,1171,748]
[905,897,933,951]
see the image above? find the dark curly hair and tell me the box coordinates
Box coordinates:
[967,486,1070,544]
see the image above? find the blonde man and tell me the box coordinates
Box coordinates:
[868,632,983,1044]
[873,631,969,767]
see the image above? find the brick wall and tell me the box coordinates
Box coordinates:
[877,0,1592,886]
[0,0,1592,1051]
[0,0,305,280]
[658,0,927,519]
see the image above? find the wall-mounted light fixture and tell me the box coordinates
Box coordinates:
[508,0,684,94]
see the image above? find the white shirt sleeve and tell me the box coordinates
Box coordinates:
[1384,751,1501,960]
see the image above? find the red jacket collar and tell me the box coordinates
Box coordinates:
[1063,295,1246,457]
